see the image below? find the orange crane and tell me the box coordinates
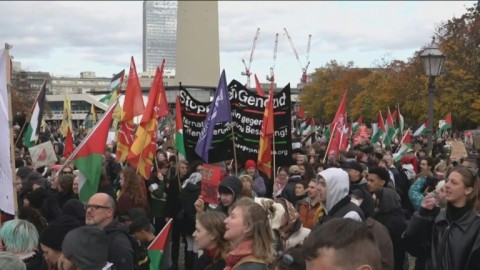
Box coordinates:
[241,28,260,88]
[284,28,312,84]
[266,33,279,83]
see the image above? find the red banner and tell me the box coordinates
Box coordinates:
[201,164,223,205]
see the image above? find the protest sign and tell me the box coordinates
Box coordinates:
[201,164,223,205]
[446,140,468,161]
[29,141,58,168]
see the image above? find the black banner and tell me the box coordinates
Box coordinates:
[179,80,292,167]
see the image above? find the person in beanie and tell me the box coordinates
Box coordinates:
[242,160,266,197]
[195,175,243,216]
[60,226,112,270]
[39,215,81,268]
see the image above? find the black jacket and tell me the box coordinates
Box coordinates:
[350,178,375,218]
[181,181,201,235]
[195,253,226,270]
[104,220,135,270]
[404,205,480,270]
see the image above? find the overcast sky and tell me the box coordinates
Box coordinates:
[0,1,476,88]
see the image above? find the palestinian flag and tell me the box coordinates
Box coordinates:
[392,104,404,136]
[352,116,362,134]
[413,119,429,137]
[24,81,47,148]
[72,102,116,202]
[300,116,314,136]
[437,112,452,137]
[148,218,173,270]
[99,70,125,104]
[175,95,186,160]
[384,107,396,146]
[393,130,412,162]
[371,111,385,146]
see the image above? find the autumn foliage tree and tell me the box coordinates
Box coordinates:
[300,2,479,130]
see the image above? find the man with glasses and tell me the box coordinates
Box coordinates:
[85,193,134,270]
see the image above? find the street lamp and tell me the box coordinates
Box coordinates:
[420,39,445,155]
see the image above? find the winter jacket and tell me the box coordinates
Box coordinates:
[240,170,267,197]
[280,175,302,205]
[373,188,407,270]
[116,190,150,216]
[181,173,202,235]
[297,198,323,229]
[103,220,135,270]
[404,205,480,270]
[350,177,375,218]
[195,253,226,270]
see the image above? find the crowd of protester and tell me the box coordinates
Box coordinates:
[2,119,480,270]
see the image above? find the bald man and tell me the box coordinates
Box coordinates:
[85,193,134,270]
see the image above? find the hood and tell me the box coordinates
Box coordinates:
[319,168,350,213]
[62,199,86,225]
[218,176,243,199]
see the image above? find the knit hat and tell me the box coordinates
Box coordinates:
[289,165,300,175]
[39,215,81,251]
[0,253,26,270]
[62,199,86,225]
[244,160,256,169]
[62,226,109,270]
[342,161,364,173]
[218,176,243,198]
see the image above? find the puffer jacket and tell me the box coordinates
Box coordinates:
[408,177,427,211]
[404,206,480,270]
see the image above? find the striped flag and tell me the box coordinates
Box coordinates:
[257,82,274,179]
[437,112,452,137]
[127,61,169,179]
[384,107,396,146]
[148,218,173,270]
[413,119,429,137]
[24,81,47,148]
[393,129,412,162]
[99,70,125,104]
[116,57,145,162]
[371,111,385,146]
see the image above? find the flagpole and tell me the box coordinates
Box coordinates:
[5,43,19,219]
[230,121,238,176]
[323,122,338,164]
[272,128,276,183]
[57,100,119,174]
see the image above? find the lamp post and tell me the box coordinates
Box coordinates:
[420,39,445,156]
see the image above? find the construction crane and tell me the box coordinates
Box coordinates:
[284,28,312,84]
[241,28,260,89]
[266,33,279,83]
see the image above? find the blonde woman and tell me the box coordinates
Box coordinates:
[223,198,275,270]
[193,211,228,270]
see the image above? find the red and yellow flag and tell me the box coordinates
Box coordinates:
[116,57,145,162]
[127,60,169,179]
[257,82,274,179]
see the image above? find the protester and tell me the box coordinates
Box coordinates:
[193,211,228,270]
[273,167,289,198]
[297,179,324,229]
[242,160,266,197]
[129,217,156,248]
[195,175,243,216]
[85,193,134,270]
[146,160,168,234]
[0,219,45,270]
[275,198,311,250]
[116,166,150,216]
[223,198,274,269]
[60,226,113,270]
[239,174,257,198]
[39,215,81,268]
[280,165,303,205]
[404,166,480,269]
[304,218,381,270]
[0,252,27,270]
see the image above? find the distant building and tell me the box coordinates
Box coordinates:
[11,68,52,94]
[143,0,178,72]
[51,72,111,95]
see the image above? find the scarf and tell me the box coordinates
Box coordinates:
[224,240,254,270]
[273,177,288,197]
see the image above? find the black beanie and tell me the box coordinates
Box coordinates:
[62,226,109,270]
[16,166,33,180]
[39,215,81,251]
[25,188,47,210]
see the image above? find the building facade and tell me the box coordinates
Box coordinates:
[143,0,178,72]
[51,72,111,95]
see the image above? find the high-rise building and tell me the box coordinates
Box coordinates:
[143,0,178,72]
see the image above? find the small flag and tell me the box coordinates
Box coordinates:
[257,82,274,179]
[24,81,47,147]
[393,130,412,162]
[326,90,348,159]
[99,69,125,105]
[437,112,452,137]
[254,74,265,97]
[148,218,173,270]
[371,111,385,146]
[175,96,186,160]
[413,119,429,137]
[384,107,396,146]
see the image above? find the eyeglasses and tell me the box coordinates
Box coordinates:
[84,204,111,211]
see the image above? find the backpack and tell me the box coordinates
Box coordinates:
[110,231,150,270]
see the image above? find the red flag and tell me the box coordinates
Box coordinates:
[116,57,145,162]
[257,82,274,179]
[254,74,265,97]
[64,127,74,158]
[327,90,348,159]
[127,61,168,179]
[297,104,305,119]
